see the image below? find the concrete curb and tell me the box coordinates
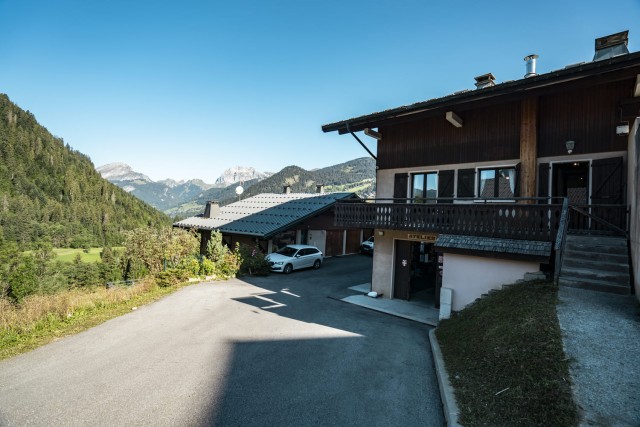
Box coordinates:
[429,328,461,427]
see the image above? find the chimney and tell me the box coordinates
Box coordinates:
[283,185,291,194]
[316,184,324,194]
[524,54,539,78]
[474,73,496,89]
[593,30,629,61]
[203,201,220,218]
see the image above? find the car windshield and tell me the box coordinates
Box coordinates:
[276,247,298,257]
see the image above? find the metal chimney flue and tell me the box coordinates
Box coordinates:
[524,54,539,78]
[593,30,629,61]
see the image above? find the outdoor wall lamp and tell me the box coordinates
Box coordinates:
[565,140,575,154]
[378,230,385,237]
[616,121,629,136]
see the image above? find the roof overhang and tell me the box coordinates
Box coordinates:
[322,52,640,135]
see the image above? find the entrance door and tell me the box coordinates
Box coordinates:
[552,162,589,204]
[394,240,439,304]
[393,240,412,300]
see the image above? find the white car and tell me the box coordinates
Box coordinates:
[266,244,323,274]
[360,236,374,255]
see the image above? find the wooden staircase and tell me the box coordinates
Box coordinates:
[559,234,631,295]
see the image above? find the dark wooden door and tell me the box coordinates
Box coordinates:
[325,230,343,256]
[345,229,361,254]
[591,157,624,204]
[394,240,412,300]
[591,157,625,230]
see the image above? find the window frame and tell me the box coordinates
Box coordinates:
[477,166,517,199]
[410,171,438,203]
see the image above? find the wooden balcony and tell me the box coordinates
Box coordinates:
[335,199,564,242]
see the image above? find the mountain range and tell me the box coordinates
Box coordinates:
[96,163,274,213]
[99,158,376,219]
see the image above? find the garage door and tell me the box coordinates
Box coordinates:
[325,231,343,257]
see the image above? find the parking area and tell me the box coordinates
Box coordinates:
[0,255,444,426]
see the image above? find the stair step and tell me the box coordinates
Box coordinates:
[562,257,630,274]
[559,276,631,295]
[561,249,628,263]
[566,235,627,245]
[560,266,630,283]
[564,242,628,254]
[560,235,630,295]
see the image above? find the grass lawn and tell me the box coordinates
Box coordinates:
[0,280,197,361]
[52,247,125,263]
[435,280,578,427]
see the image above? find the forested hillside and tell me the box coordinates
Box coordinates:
[230,157,376,200]
[0,94,170,249]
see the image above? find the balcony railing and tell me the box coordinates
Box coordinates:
[335,198,564,242]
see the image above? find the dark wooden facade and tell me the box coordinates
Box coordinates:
[378,100,521,170]
[538,79,632,157]
[377,77,636,171]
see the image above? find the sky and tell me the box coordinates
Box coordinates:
[0,1,638,182]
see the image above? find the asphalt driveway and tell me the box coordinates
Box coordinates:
[0,255,444,426]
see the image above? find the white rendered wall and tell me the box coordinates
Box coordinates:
[443,253,539,311]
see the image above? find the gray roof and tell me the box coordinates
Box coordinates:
[434,234,552,259]
[173,192,356,238]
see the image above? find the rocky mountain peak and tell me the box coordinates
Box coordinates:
[214,166,272,185]
[96,162,151,182]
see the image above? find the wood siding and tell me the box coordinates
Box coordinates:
[376,78,635,170]
[538,79,633,157]
[378,101,521,170]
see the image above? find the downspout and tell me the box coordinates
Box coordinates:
[346,122,377,161]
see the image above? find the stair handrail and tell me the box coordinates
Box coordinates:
[554,198,570,284]
[568,205,628,237]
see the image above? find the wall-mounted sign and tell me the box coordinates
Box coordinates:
[407,233,438,242]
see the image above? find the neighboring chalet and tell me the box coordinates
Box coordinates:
[173,187,372,257]
[322,31,640,317]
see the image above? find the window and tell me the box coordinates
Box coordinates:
[412,172,437,202]
[479,168,516,198]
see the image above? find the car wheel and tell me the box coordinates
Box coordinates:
[283,264,293,274]
[313,259,321,269]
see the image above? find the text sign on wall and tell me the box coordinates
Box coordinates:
[407,233,438,242]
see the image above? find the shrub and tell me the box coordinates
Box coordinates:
[123,227,199,276]
[237,244,270,276]
[7,255,38,302]
[205,232,240,279]
[65,255,101,288]
[215,252,240,279]
[200,258,215,276]
[155,268,189,287]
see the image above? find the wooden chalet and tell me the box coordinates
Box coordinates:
[173,187,373,257]
[323,31,640,317]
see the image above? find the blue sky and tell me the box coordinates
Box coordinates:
[0,1,638,182]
